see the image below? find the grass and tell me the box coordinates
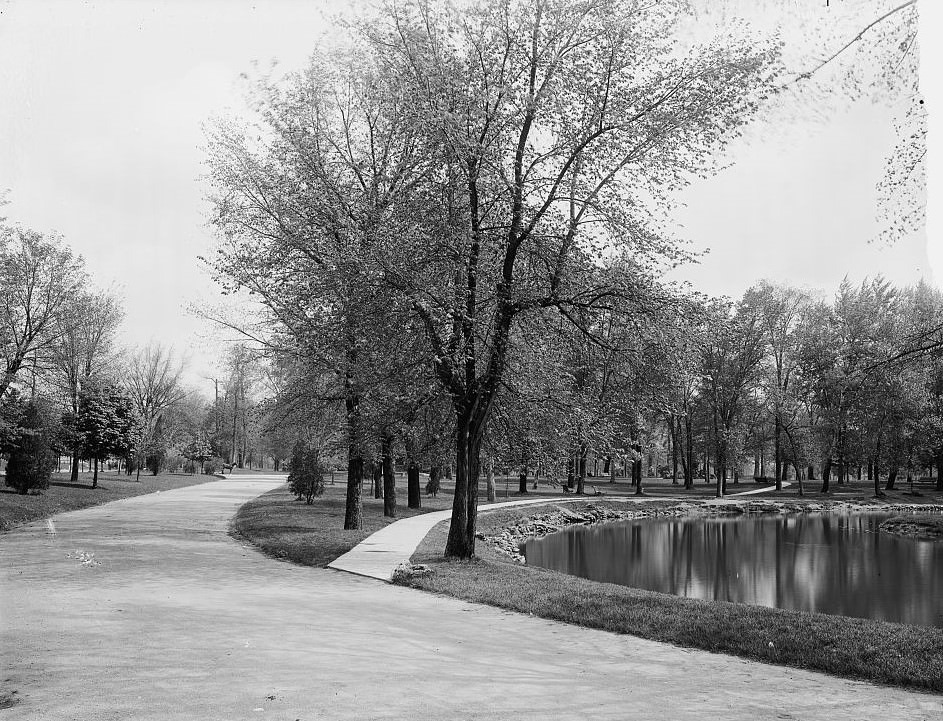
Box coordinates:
[0,469,218,533]
[880,515,943,540]
[230,475,455,567]
[397,496,943,694]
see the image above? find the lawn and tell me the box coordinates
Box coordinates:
[230,475,455,567]
[230,469,943,691]
[396,490,943,694]
[0,469,218,533]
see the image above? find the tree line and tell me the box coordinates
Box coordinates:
[203,0,789,557]
[0,217,305,493]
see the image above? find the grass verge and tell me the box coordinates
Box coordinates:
[880,515,943,541]
[230,479,453,567]
[398,500,943,693]
[0,471,217,532]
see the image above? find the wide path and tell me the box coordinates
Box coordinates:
[1,476,939,720]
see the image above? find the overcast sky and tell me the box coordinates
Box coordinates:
[0,0,939,392]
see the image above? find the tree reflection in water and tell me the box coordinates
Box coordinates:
[523,513,943,627]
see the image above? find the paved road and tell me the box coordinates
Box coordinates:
[1,476,940,720]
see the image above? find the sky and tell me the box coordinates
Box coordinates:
[0,0,939,392]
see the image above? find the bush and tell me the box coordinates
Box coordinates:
[425,467,441,497]
[287,441,325,504]
[4,402,55,495]
[182,460,196,474]
[203,456,226,475]
[145,448,166,475]
[164,453,183,472]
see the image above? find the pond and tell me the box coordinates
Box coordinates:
[523,512,943,627]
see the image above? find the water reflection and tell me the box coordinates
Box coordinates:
[523,513,943,627]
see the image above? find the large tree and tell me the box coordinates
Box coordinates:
[47,288,124,481]
[365,0,782,556]
[0,228,85,398]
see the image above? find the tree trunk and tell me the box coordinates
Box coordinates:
[576,443,587,495]
[671,417,679,485]
[685,416,694,489]
[70,452,79,483]
[92,457,99,488]
[821,458,832,494]
[382,431,396,518]
[342,388,364,531]
[407,460,421,510]
[874,438,884,497]
[807,464,815,481]
[566,453,575,489]
[774,414,782,491]
[936,452,943,492]
[753,450,760,480]
[794,462,804,496]
[885,466,898,491]
[373,461,382,499]
[603,456,611,475]
[444,409,483,559]
[633,454,643,496]
[518,455,528,495]
[486,456,496,502]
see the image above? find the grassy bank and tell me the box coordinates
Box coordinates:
[398,499,943,693]
[0,470,217,532]
[230,477,454,567]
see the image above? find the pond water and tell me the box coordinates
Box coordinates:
[523,512,943,627]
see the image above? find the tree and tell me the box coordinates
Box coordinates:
[75,381,138,487]
[700,303,764,497]
[4,401,55,495]
[0,227,85,398]
[287,440,326,504]
[742,281,812,491]
[364,0,781,557]
[125,343,185,478]
[182,433,213,475]
[47,288,124,482]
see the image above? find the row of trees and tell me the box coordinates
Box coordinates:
[203,0,787,556]
[659,278,943,498]
[0,218,296,490]
[203,0,930,558]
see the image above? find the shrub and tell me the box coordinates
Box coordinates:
[4,402,55,495]
[182,460,196,474]
[203,456,226,475]
[145,448,166,476]
[287,441,325,504]
[425,467,441,497]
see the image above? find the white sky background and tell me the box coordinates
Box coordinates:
[0,0,940,392]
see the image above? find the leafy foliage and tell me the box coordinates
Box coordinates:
[287,440,325,504]
[4,401,55,495]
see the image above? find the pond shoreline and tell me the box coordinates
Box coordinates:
[481,498,943,563]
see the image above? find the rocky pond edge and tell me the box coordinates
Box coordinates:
[478,499,943,562]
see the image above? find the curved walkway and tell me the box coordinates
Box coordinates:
[1,476,938,720]
[329,482,793,581]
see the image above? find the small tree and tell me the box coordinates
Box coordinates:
[182,434,212,474]
[287,440,325,504]
[4,402,55,495]
[76,381,138,487]
[145,446,166,476]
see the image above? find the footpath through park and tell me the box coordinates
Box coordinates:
[1,475,939,720]
[328,481,794,581]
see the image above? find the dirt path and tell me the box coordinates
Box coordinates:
[1,476,939,720]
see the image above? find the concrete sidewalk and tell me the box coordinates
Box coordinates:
[328,483,792,581]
